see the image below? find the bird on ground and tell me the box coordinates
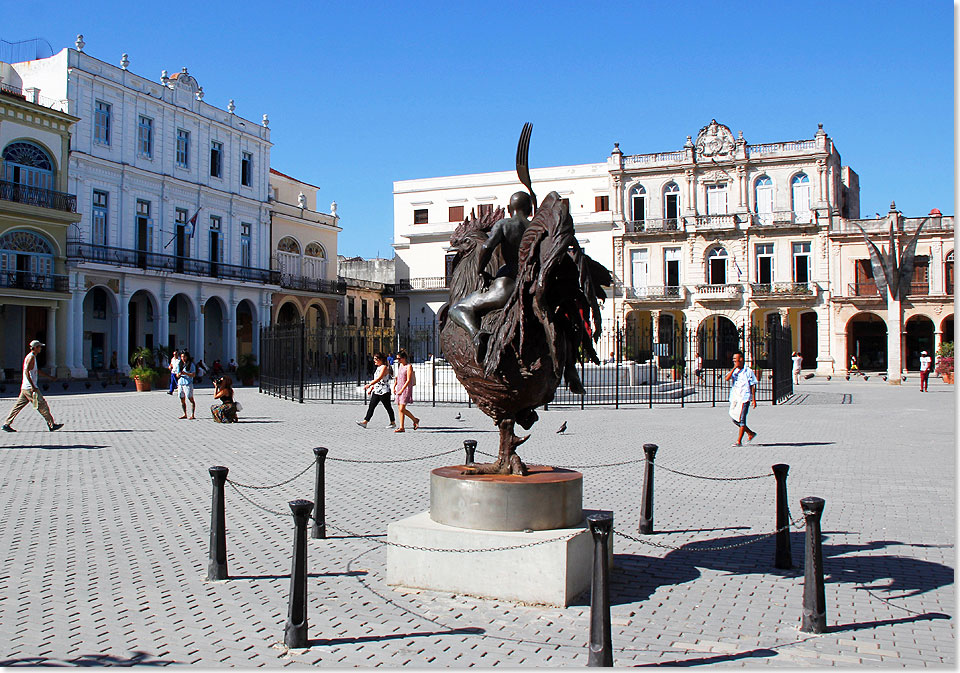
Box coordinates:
[826,375,831,381]
[863,375,869,381]
[557,421,567,434]
[455,411,462,421]
[845,375,850,380]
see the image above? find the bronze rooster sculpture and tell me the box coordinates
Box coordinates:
[438,126,611,475]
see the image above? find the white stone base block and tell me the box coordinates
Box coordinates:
[386,511,608,607]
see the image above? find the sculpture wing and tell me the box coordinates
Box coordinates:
[895,218,927,299]
[854,222,891,297]
[440,207,505,329]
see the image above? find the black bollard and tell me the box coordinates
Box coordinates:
[638,443,658,534]
[311,448,328,539]
[587,511,614,667]
[285,499,314,649]
[207,466,229,580]
[799,496,826,633]
[772,464,792,569]
[463,439,477,466]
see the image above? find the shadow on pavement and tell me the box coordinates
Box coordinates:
[229,570,368,581]
[0,650,179,666]
[423,427,496,433]
[65,429,148,433]
[603,532,954,610]
[310,626,485,647]
[829,611,950,633]
[655,526,750,534]
[754,441,835,447]
[0,444,106,450]
[635,647,779,666]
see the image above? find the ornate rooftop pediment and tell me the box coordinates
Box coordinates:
[695,119,735,159]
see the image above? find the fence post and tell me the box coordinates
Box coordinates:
[311,447,328,539]
[258,325,263,394]
[284,499,314,648]
[207,466,229,580]
[638,443,658,534]
[799,496,826,634]
[587,511,614,667]
[299,319,305,404]
[772,464,792,569]
[463,439,477,465]
[614,325,620,410]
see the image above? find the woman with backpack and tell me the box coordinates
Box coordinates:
[356,352,396,429]
[392,349,420,433]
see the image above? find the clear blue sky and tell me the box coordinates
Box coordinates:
[4,1,954,258]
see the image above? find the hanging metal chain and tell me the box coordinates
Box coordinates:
[226,480,293,519]
[478,450,769,479]
[647,460,771,481]
[327,448,463,464]
[614,514,805,552]
[227,462,315,490]
[325,521,581,553]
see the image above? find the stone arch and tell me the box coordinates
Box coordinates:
[904,314,935,371]
[167,293,196,354]
[127,288,159,354]
[82,285,120,371]
[236,299,257,358]
[846,311,887,371]
[696,314,739,368]
[203,295,228,364]
[277,300,301,325]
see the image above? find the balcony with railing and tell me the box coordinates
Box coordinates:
[279,273,346,295]
[848,281,881,297]
[693,283,743,301]
[906,281,929,296]
[66,241,279,284]
[750,211,804,227]
[0,271,69,293]
[395,277,449,292]
[746,140,818,157]
[692,214,739,230]
[625,218,683,235]
[624,285,685,303]
[622,150,687,167]
[750,282,816,300]
[0,180,77,213]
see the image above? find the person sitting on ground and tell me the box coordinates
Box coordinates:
[227,358,238,373]
[211,375,239,423]
[211,359,224,376]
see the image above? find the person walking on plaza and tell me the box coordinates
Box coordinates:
[167,350,180,395]
[792,351,803,385]
[3,340,63,432]
[724,351,757,447]
[357,352,396,428]
[174,351,197,419]
[919,350,932,392]
[392,349,420,433]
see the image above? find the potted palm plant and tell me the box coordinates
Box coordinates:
[129,346,160,392]
[237,353,259,386]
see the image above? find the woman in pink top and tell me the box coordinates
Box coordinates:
[392,350,420,432]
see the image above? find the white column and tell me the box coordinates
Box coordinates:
[65,289,78,371]
[158,296,170,354]
[118,293,130,375]
[192,316,203,361]
[73,287,85,375]
[226,302,237,362]
[46,307,57,371]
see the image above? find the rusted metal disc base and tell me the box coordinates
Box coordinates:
[430,465,583,531]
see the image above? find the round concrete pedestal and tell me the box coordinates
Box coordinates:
[430,465,583,531]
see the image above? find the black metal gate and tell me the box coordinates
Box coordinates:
[260,318,792,406]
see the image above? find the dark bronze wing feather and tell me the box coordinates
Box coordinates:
[895,218,927,299]
[854,221,891,297]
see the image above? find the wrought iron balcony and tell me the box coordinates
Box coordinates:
[0,180,77,213]
[66,241,279,284]
[750,282,815,298]
[627,217,683,234]
[279,273,346,295]
[0,271,69,293]
[848,281,880,297]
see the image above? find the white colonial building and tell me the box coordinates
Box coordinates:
[8,38,275,376]
[392,120,953,375]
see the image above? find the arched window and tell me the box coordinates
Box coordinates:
[946,250,954,296]
[629,185,646,226]
[303,241,327,279]
[0,230,56,288]
[663,182,680,229]
[2,142,54,191]
[791,173,811,222]
[276,236,301,277]
[706,246,728,285]
[754,175,774,224]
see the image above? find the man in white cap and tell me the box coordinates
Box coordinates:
[919,350,932,392]
[2,340,62,432]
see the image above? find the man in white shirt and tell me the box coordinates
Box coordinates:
[724,351,757,446]
[3,340,62,432]
[919,350,932,392]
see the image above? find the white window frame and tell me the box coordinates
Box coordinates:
[210,140,223,178]
[176,129,190,168]
[240,222,251,267]
[705,183,728,216]
[630,248,649,295]
[138,115,153,158]
[755,176,773,224]
[707,247,728,285]
[792,173,811,222]
[755,243,774,284]
[92,189,108,246]
[241,151,253,187]
[792,241,811,283]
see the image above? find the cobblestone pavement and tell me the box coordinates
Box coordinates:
[0,376,954,666]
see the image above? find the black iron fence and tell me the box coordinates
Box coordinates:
[260,319,793,407]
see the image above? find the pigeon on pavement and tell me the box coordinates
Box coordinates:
[557,421,567,434]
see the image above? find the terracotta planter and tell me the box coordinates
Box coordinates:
[943,372,954,384]
[134,376,152,392]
